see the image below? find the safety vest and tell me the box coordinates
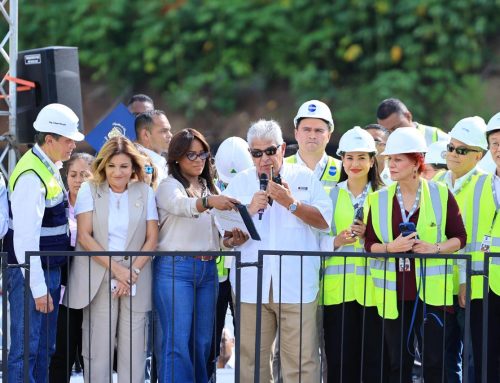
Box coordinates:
[285,154,341,194]
[369,179,451,319]
[5,148,70,267]
[321,186,376,307]
[216,255,229,280]
[463,174,500,298]
[433,169,483,295]
[415,123,441,146]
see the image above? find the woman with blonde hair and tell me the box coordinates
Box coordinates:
[65,136,158,383]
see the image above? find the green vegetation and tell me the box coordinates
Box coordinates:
[12,0,500,131]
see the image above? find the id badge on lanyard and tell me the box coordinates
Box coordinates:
[396,183,421,272]
[399,257,411,272]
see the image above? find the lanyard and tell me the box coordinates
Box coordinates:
[453,170,479,196]
[396,181,422,223]
[353,183,370,210]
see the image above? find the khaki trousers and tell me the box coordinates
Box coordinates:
[82,274,148,383]
[237,293,320,383]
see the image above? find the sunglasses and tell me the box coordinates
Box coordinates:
[249,144,281,158]
[446,143,480,156]
[186,151,210,161]
[144,165,154,175]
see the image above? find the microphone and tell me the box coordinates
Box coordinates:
[258,173,268,220]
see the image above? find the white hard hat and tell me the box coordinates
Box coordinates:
[336,126,377,156]
[33,103,84,141]
[215,137,254,184]
[449,116,487,150]
[382,127,427,155]
[294,100,334,131]
[424,140,448,165]
[486,112,500,133]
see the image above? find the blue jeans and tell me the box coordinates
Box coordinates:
[153,256,218,383]
[7,267,61,383]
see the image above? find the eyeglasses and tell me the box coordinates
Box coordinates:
[186,151,210,161]
[144,165,154,174]
[446,143,480,156]
[374,139,386,147]
[249,144,281,158]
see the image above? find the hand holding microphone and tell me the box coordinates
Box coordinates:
[247,173,269,218]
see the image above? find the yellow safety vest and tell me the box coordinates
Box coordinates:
[463,174,500,298]
[216,256,228,279]
[415,123,442,146]
[321,187,375,306]
[285,154,341,195]
[433,170,484,295]
[369,179,451,319]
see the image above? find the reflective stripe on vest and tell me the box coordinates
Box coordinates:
[466,175,489,299]
[324,264,355,276]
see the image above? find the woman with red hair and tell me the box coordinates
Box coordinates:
[364,128,466,383]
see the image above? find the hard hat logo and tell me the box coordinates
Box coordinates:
[33,103,84,142]
[294,100,334,130]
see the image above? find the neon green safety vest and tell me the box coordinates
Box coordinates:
[433,169,484,295]
[416,123,442,146]
[369,179,451,319]
[321,186,376,307]
[216,255,228,279]
[463,174,500,298]
[285,154,341,195]
[9,149,63,200]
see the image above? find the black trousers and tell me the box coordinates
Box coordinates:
[324,301,385,383]
[48,304,83,383]
[384,300,454,383]
[470,291,500,383]
[207,277,234,378]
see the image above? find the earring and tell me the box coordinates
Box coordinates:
[413,168,417,179]
[175,161,179,164]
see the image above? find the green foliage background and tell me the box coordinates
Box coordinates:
[12,0,500,132]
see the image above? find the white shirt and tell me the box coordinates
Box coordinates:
[223,163,332,304]
[320,181,370,251]
[442,168,480,196]
[10,144,63,298]
[75,182,158,250]
[294,152,329,180]
[143,147,168,184]
[0,174,9,239]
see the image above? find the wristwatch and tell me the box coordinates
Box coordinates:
[288,200,299,214]
[133,268,141,275]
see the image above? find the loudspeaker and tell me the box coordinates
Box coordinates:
[16,46,84,144]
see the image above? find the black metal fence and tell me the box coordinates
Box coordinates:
[0,250,498,382]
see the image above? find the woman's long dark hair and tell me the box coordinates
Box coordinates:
[168,128,218,195]
[338,152,383,191]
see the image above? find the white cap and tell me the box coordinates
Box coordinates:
[294,100,334,131]
[486,112,500,133]
[425,140,448,165]
[449,116,487,150]
[336,126,377,156]
[382,127,427,155]
[33,103,84,141]
[215,137,254,184]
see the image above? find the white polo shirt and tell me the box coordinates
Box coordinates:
[223,162,332,304]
